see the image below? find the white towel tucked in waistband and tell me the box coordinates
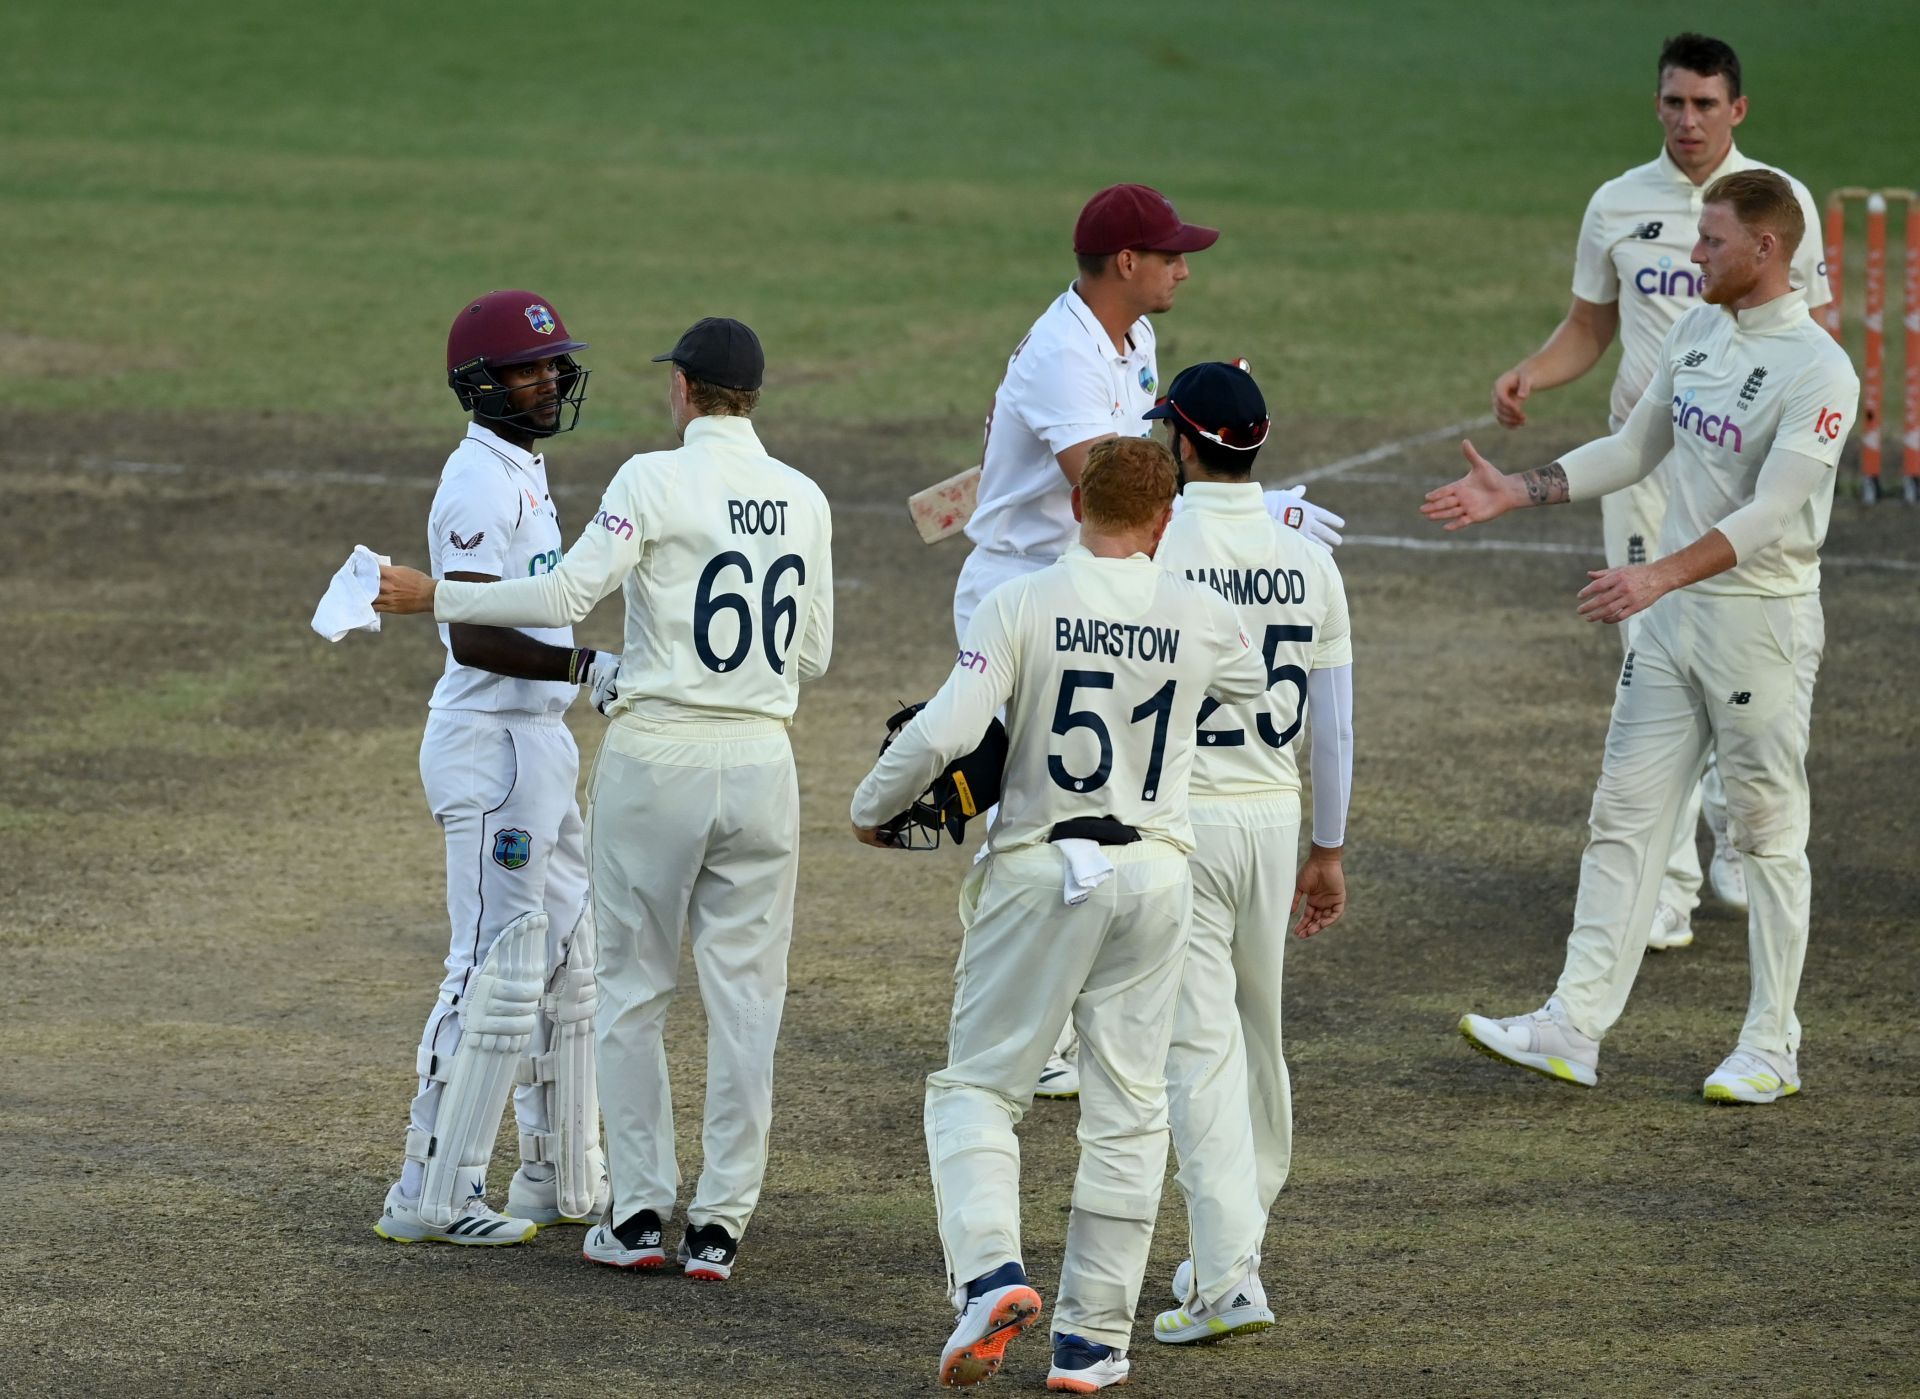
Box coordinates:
[1056,838,1114,906]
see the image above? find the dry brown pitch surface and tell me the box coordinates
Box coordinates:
[5,409,1917,1396]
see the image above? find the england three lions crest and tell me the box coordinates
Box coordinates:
[524,303,557,335]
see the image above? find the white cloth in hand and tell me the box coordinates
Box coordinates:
[585,651,623,715]
[311,546,390,642]
[1056,839,1115,906]
[1264,485,1344,550]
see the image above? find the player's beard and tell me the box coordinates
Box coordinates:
[1699,257,1760,307]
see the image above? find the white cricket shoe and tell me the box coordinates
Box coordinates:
[1709,846,1749,910]
[507,1161,609,1225]
[1458,1000,1599,1087]
[583,1209,667,1269]
[372,1183,537,1246]
[1170,1257,1193,1306]
[1046,1332,1130,1392]
[1646,901,1694,951]
[1153,1268,1274,1344]
[939,1279,1044,1387]
[1035,1053,1080,1100]
[1703,1047,1800,1104]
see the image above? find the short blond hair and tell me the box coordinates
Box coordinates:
[685,374,761,418]
[1081,437,1176,530]
[1703,169,1805,258]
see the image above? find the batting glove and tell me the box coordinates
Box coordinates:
[584,650,623,715]
[1264,485,1344,550]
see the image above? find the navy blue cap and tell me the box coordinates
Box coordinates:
[1144,360,1269,451]
[652,317,764,391]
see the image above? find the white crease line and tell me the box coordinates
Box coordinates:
[1279,414,1498,487]
[1343,532,1920,572]
[62,450,1920,574]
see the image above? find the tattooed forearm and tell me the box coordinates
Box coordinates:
[1520,462,1569,506]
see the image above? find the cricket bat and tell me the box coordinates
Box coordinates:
[907,465,981,544]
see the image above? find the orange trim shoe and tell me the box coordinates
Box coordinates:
[1046,1332,1130,1391]
[940,1274,1044,1387]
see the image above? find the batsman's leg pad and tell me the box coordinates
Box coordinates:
[516,905,604,1219]
[416,911,546,1228]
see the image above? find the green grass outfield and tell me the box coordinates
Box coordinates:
[4,0,1914,459]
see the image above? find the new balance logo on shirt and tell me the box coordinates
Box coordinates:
[1682,351,1709,368]
[1729,691,1752,705]
[1632,221,1664,240]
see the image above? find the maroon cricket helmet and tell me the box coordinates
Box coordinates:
[446,290,591,438]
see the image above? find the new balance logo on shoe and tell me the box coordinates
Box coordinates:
[695,1245,728,1262]
[1729,691,1752,705]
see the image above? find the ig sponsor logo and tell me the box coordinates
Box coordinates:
[1814,407,1845,444]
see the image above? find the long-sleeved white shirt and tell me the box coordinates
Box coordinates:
[851,547,1268,855]
[434,415,834,721]
[1559,291,1860,597]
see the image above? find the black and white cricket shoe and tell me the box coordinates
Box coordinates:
[583,1209,667,1269]
[679,1221,739,1282]
[372,1183,537,1247]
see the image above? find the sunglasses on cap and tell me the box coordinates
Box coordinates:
[1160,397,1272,452]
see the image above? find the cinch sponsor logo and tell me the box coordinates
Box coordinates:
[1671,391,1743,452]
[1635,256,1701,297]
[528,549,560,574]
[594,509,634,539]
[956,649,989,673]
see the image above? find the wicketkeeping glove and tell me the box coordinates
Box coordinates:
[1263,485,1345,550]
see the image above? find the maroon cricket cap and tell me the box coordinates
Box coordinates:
[1073,184,1219,257]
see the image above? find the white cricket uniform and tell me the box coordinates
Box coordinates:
[853,547,1268,1350]
[435,413,834,1239]
[1552,291,1858,1056]
[1151,483,1351,1308]
[1571,142,1827,921]
[953,283,1158,645]
[1573,143,1828,588]
[406,423,591,1200]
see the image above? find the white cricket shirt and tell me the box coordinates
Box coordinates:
[1590,292,1859,597]
[965,283,1158,558]
[1155,482,1352,800]
[434,415,834,722]
[851,547,1267,855]
[426,423,577,716]
[1573,143,1829,426]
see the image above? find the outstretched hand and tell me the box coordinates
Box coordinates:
[1420,440,1515,531]
[374,564,437,615]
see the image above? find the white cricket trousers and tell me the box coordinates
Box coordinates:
[588,712,798,1239]
[408,710,590,1194]
[1553,589,1824,1056]
[1602,437,1729,919]
[953,545,1080,1062]
[925,839,1191,1351]
[1166,797,1300,1309]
